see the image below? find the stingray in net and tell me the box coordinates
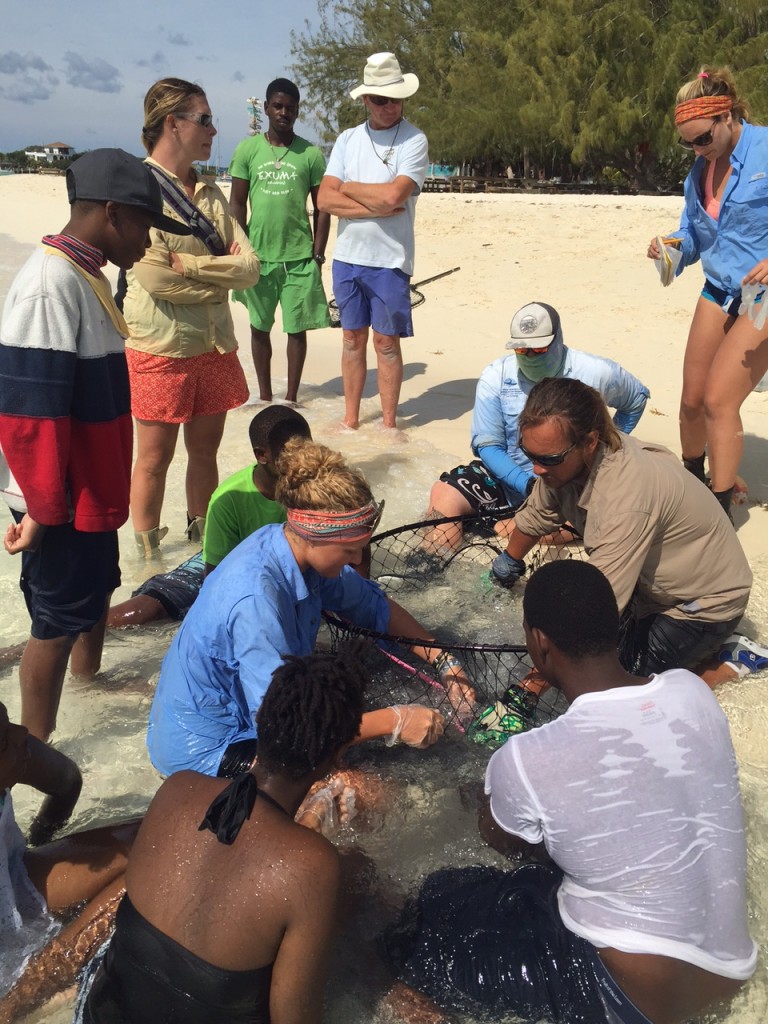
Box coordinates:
[323,509,597,746]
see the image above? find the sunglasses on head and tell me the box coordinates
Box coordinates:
[175,112,214,128]
[677,118,719,150]
[518,441,577,467]
[512,345,550,356]
[368,95,402,106]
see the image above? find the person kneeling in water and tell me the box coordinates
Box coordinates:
[147,439,475,778]
[385,560,756,1024]
[0,702,137,1023]
[77,650,368,1024]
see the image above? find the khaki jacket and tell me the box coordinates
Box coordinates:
[125,159,260,357]
[514,435,751,622]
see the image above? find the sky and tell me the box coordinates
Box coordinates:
[0,0,328,165]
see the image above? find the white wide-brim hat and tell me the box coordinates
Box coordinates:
[350,52,419,100]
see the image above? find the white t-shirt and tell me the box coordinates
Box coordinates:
[485,669,757,980]
[324,118,428,274]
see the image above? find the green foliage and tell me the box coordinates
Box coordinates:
[291,0,768,188]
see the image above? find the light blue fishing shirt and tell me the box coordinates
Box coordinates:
[470,348,650,503]
[668,121,768,296]
[147,524,390,777]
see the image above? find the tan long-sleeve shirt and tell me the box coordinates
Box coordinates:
[125,159,260,358]
[513,435,751,622]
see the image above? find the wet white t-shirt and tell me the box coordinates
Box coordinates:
[0,790,60,997]
[485,669,757,980]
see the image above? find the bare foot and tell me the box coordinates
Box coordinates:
[328,419,359,434]
[376,420,408,443]
[384,981,455,1023]
[733,475,748,506]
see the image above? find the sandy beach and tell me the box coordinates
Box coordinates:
[2,173,767,557]
[1,174,767,1024]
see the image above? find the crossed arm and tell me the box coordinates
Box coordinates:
[317,174,415,219]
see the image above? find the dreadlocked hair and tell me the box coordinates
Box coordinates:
[519,377,622,453]
[255,646,368,778]
[274,439,373,511]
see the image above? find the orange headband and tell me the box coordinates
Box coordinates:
[674,95,732,126]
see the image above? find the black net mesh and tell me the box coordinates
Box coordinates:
[324,509,590,744]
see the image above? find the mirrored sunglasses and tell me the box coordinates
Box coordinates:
[518,441,577,467]
[176,112,215,128]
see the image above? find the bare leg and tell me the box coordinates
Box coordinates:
[679,298,731,461]
[182,411,227,520]
[130,420,180,532]
[1,821,140,1023]
[341,326,369,429]
[697,660,739,689]
[19,634,76,741]
[70,595,111,678]
[372,330,403,430]
[251,326,273,402]
[107,594,168,627]
[703,315,768,492]
[423,482,472,552]
[286,331,307,404]
[24,819,138,910]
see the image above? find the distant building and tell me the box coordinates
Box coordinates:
[25,142,75,163]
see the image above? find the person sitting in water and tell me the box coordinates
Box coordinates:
[385,560,757,1024]
[107,405,312,627]
[147,439,475,778]
[0,702,138,1023]
[77,651,368,1024]
[426,301,649,550]
[491,376,767,683]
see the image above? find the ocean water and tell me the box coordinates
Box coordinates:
[0,236,766,1023]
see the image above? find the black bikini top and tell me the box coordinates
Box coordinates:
[198,773,288,846]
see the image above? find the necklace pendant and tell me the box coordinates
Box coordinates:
[274,159,282,170]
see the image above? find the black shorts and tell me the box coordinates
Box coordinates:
[18,519,120,640]
[383,862,651,1024]
[620,610,742,675]
[439,460,520,513]
[133,552,204,621]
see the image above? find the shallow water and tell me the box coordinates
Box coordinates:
[1,240,766,1022]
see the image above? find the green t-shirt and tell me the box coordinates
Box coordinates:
[203,464,287,567]
[228,134,326,262]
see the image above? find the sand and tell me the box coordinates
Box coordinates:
[1,174,768,1023]
[2,173,766,560]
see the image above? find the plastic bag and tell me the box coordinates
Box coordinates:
[738,281,768,333]
[654,236,683,287]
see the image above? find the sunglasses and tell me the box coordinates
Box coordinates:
[519,441,577,467]
[677,118,719,150]
[512,346,550,356]
[368,95,402,106]
[176,112,215,128]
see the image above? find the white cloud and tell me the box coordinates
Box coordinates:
[63,52,121,93]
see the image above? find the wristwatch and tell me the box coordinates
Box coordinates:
[312,253,326,265]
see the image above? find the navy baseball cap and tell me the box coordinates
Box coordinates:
[67,148,191,235]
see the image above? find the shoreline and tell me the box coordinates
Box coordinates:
[2,176,767,564]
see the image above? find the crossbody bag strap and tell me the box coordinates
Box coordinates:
[147,164,227,256]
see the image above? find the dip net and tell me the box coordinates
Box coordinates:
[324,510,588,744]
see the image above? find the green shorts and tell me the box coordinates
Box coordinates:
[233,257,331,334]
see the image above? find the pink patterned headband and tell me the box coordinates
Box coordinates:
[286,499,384,543]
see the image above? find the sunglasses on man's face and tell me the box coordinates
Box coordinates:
[512,346,550,356]
[368,95,402,107]
[175,112,215,128]
[677,118,719,150]
[518,441,577,467]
